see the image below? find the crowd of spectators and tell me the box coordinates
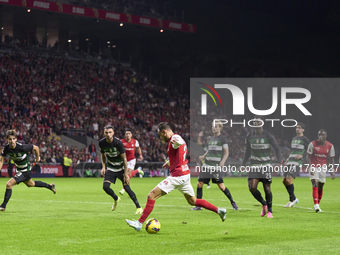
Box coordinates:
[0,46,189,167]
[0,45,292,172]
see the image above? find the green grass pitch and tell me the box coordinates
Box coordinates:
[0,176,338,255]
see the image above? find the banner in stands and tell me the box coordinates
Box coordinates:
[1,165,72,177]
[0,0,196,33]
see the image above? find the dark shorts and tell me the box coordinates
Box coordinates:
[283,165,300,179]
[198,175,224,184]
[104,170,125,184]
[248,169,272,184]
[13,171,32,184]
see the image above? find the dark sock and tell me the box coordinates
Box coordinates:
[223,187,235,203]
[197,187,203,199]
[34,181,50,189]
[251,190,267,206]
[265,192,273,213]
[124,185,141,208]
[1,189,12,208]
[103,182,118,200]
[285,184,296,202]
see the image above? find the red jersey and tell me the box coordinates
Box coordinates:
[167,134,190,177]
[121,138,139,161]
[307,140,335,165]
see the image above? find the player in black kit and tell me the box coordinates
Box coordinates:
[0,130,56,212]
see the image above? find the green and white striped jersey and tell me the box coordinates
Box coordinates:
[205,135,228,166]
[286,136,310,166]
[99,137,125,172]
[243,130,281,167]
[1,143,33,172]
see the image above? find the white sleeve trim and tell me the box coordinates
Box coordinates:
[171,135,185,149]
[223,144,228,149]
[135,140,140,147]
[307,142,314,155]
[329,145,335,157]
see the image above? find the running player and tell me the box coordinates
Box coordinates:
[99,125,143,214]
[119,129,144,196]
[0,129,56,212]
[191,121,238,211]
[283,122,310,208]
[240,117,281,218]
[306,129,335,213]
[125,122,227,231]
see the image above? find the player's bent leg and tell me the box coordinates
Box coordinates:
[123,184,141,209]
[185,194,227,222]
[263,183,273,215]
[102,181,120,210]
[218,183,238,210]
[0,178,16,211]
[126,187,165,231]
[26,179,56,194]
[317,182,324,205]
[192,181,204,210]
[311,179,319,209]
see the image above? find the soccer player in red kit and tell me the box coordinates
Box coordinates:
[119,129,144,202]
[306,129,335,213]
[125,122,227,231]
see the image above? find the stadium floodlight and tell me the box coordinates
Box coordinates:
[68,39,72,43]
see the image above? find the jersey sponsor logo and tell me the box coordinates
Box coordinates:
[291,144,304,149]
[250,144,270,149]
[11,153,27,161]
[315,154,327,158]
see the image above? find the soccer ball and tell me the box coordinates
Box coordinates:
[145,218,161,234]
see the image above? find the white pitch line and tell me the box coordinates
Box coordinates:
[11,198,340,213]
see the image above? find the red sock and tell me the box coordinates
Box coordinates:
[318,189,323,204]
[195,199,218,213]
[139,199,155,223]
[130,170,139,178]
[313,187,319,205]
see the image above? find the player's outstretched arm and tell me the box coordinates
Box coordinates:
[220,147,229,168]
[32,145,40,162]
[121,153,130,185]
[101,153,106,176]
[0,156,5,170]
[329,156,336,180]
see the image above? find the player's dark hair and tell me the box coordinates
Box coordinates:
[104,125,114,130]
[125,128,133,133]
[6,129,17,138]
[158,122,171,132]
[297,122,306,130]
[319,129,327,134]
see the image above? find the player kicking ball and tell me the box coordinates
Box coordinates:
[0,129,56,212]
[126,122,227,231]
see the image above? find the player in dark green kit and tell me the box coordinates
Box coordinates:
[192,121,238,211]
[0,129,56,212]
[283,122,310,208]
[99,125,142,214]
[240,117,281,218]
